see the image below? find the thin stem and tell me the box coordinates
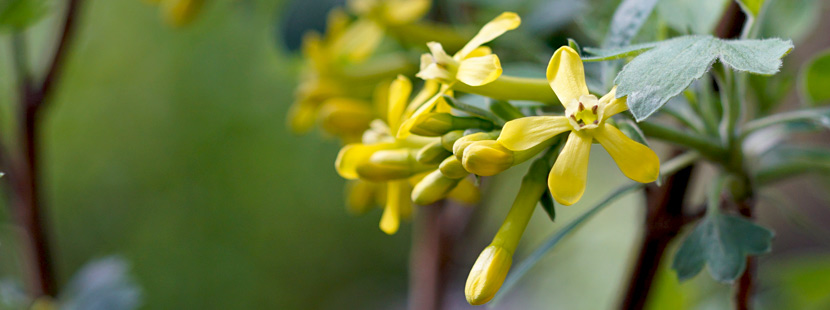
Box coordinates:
[637,121,727,160]
[740,107,830,138]
[452,75,557,103]
[735,197,757,310]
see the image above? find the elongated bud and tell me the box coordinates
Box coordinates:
[439,156,469,179]
[453,131,499,160]
[411,113,494,137]
[441,130,465,151]
[356,149,428,181]
[462,140,514,176]
[489,100,525,121]
[318,98,373,136]
[346,180,377,214]
[162,0,205,27]
[417,141,452,165]
[465,155,553,305]
[411,169,463,205]
[465,245,512,305]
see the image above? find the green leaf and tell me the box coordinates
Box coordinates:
[582,41,659,62]
[760,0,821,43]
[656,0,729,35]
[672,213,773,282]
[603,0,658,48]
[742,107,830,136]
[61,256,141,310]
[539,188,556,221]
[801,50,830,105]
[755,146,830,185]
[0,0,48,31]
[615,35,793,121]
[735,0,765,17]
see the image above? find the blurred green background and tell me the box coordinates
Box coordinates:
[0,0,828,309]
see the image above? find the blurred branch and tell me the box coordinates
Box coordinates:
[5,0,86,298]
[620,161,695,310]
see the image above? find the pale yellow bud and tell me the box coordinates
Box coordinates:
[438,156,469,179]
[441,130,465,151]
[462,140,514,176]
[453,132,498,160]
[318,98,373,136]
[356,149,419,181]
[465,245,513,305]
[416,141,452,165]
[410,113,455,137]
[162,0,205,27]
[411,169,462,205]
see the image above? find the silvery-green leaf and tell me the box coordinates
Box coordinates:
[603,0,658,48]
[672,213,774,282]
[582,41,660,62]
[615,35,793,121]
[760,0,821,43]
[656,0,729,34]
[60,256,141,310]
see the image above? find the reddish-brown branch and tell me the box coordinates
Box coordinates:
[620,164,695,310]
[6,0,85,297]
[734,197,756,310]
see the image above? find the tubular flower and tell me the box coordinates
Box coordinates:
[335,76,440,234]
[145,0,205,27]
[498,46,660,206]
[397,12,520,138]
[341,0,432,64]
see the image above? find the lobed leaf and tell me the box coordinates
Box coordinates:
[615,35,793,121]
[672,213,774,282]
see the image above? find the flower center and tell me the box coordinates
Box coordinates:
[566,94,602,130]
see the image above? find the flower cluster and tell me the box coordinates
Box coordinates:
[292,6,660,305]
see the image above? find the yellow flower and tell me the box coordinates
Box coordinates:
[335,75,440,234]
[151,0,205,27]
[415,12,520,87]
[397,12,520,138]
[498,46,660,206]
[348,0,431,26]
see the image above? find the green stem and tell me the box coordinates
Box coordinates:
[453,75,557,103]
[638,121,727,160]
[386,21,472,53]
[741,107,830,138]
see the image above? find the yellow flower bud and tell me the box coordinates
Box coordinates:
[465,245,513,305]
[161,0,205,27]
[411,169,463,205]
[452,131,499,160]
[346,180,378,214]
[410,113,455,137]
[356,149,426,181]
[462,140,514,176]
[439,156,469,179]
[441,130,465,151]
[411,113,495,137]
[318,98,373,137]
[416,141,452,165]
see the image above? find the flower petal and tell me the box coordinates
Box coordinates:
[465,46,492,59]
[380,180,409,235]
[335,143,394,179]
[600,86,628,119]
[457,54,503,86]
[549,132,592,206]
[594,124,660,183]
[498,116,571,151]
[416,63,453,81]
[547,46,589,110]
[397,84,451,139]
[286,100,318,134]
[455,12,521,59]
[448,177,480,204]
[383,0,431,25]
[388,75,412,133]
[332,18,384,62]
[427,42,455,65]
